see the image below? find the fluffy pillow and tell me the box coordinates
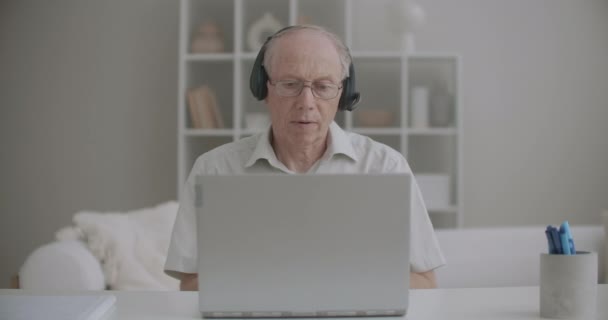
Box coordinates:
[20,240,105,290]
[56,201,180,290]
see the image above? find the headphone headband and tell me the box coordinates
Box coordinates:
[249,26,360,111]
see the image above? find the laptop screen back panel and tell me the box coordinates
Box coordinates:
[196,174,411,316]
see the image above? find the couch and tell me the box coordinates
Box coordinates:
[18,221,606,290]
[434,225,606,288]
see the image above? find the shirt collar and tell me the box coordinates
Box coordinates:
[244,121,358,169]
[244,125,279,168]
[326,121,358,162]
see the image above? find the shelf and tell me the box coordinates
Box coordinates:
[185,53,234,61]
[407,52,460,60]
[351,128,457,136]
[407,128,457,136]
[427,206,459,214]
[178,0,462,228]
[352,128,403,135]
[184,129,234,137]
[351,51,403,58]
[239,52,258,60]
[240,129,267,136]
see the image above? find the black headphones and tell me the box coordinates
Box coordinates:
[249,26,361,111]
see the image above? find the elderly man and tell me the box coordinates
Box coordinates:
[165,25,445,290]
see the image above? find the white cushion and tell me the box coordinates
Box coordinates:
[19,240,105,291]
[61,201,180,290]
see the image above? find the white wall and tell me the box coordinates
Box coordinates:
[1,0,607,288]
[0,0,179,287]
[416,0,608,226]
[354,0,608,227]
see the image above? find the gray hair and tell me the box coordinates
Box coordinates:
[262,25,351,80]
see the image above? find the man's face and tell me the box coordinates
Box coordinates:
[264,31,343,146]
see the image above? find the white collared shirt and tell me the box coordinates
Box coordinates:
[165,122,446,279]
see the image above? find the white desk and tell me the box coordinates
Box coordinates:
[2,285,606,320]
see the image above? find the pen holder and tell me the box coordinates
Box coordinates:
[539,251,598,319]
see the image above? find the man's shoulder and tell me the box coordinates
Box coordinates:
[345,130,405,160]
[193,134,259,171]
[337,130,409,173]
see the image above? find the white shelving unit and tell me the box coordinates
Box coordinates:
[178,0,463,228]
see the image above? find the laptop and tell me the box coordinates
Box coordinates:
[195,174,411,318]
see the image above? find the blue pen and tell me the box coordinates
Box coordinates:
[560,228,571,255]
[560,221,576,254]
[545,226,556,254]
[550,227,562,254]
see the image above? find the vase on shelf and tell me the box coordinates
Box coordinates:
[190,21,225,53]
[388,0,427,53]
[430,92,453,127]
[410,86,429,128]
[247,13,283,52]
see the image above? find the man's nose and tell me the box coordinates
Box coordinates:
[296,84,316,109]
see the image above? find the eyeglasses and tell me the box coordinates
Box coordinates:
[268,79,342,100]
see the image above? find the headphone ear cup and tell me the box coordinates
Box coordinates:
[338,78,349,111]
[250,47,269,100]
[339,63,360,111]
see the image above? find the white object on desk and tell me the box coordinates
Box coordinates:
[540,252,598,319]
[0,295,116,320]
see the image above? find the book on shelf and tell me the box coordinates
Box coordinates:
[0,294,116,320]
[187,85,224,129]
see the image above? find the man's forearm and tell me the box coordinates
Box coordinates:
[181,272,434,291]
[410,270,438,289]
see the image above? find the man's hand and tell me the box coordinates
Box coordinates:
[410,270,437,289]
[180,271,436,291]
[179,273,199,291]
